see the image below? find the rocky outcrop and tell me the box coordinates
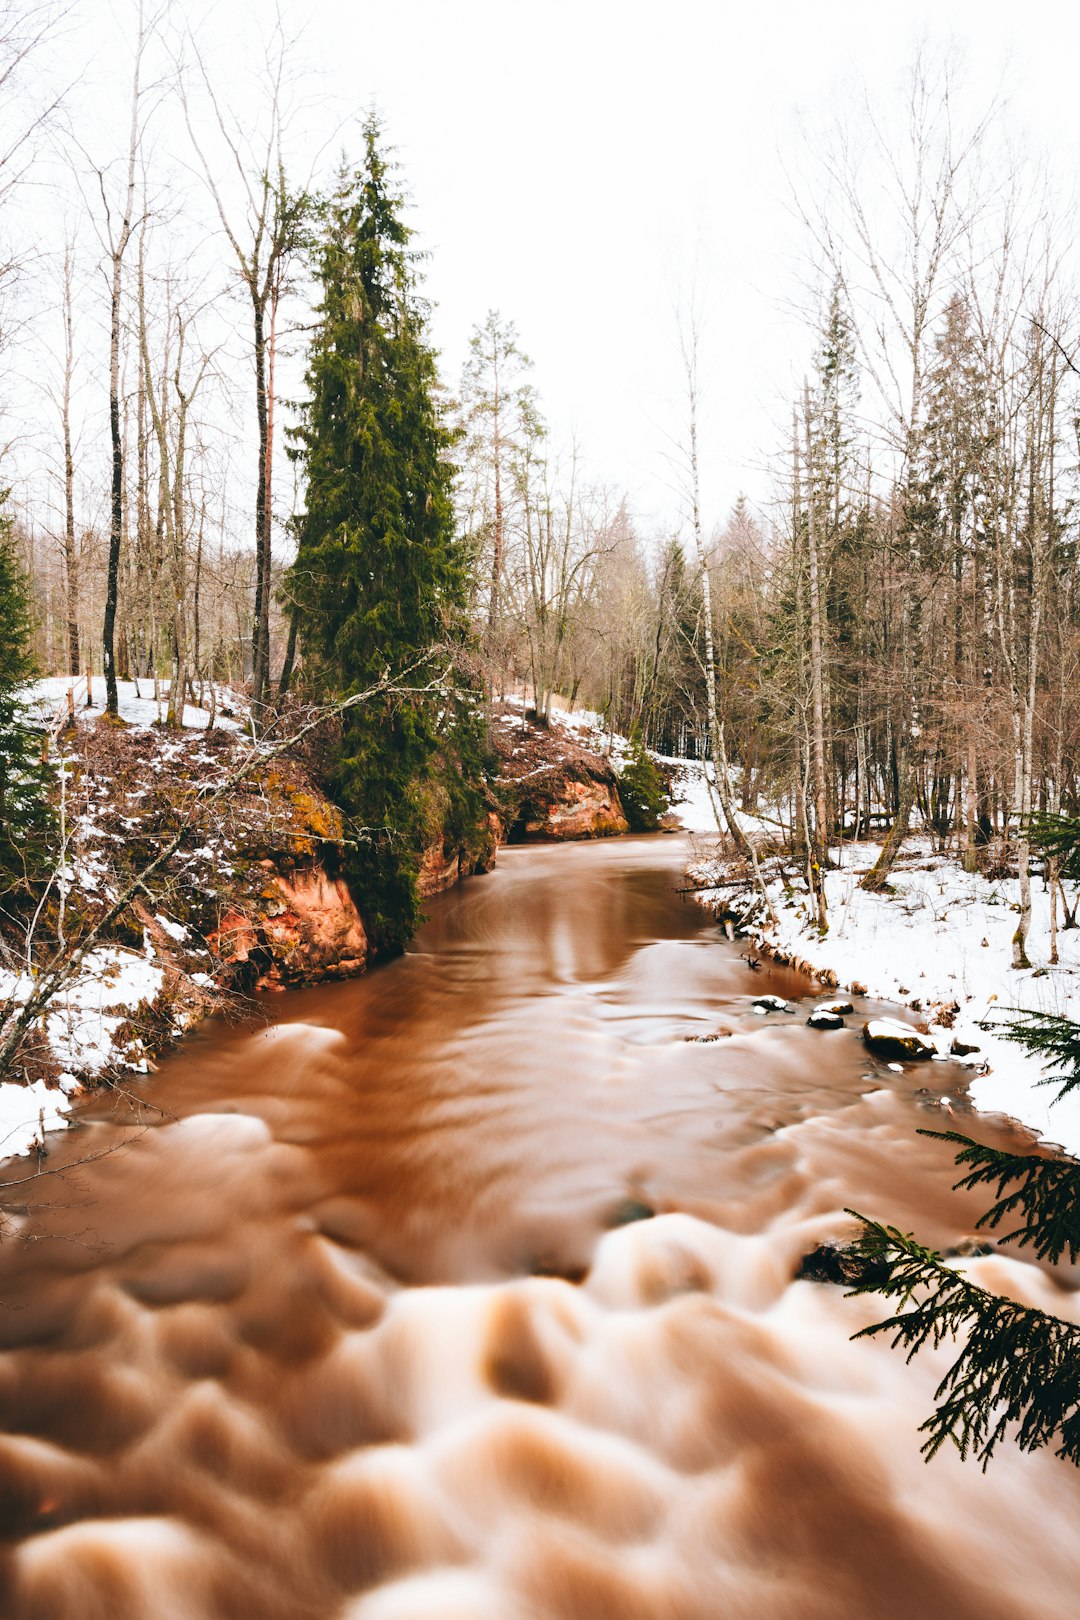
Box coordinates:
[208,868,369,993]
[513,773,628,841]
[491,705,629,842]
[60,722,502,1017]
[417,811,501,897]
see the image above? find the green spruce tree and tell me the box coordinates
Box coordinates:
[617,732,669,832]
[287,118,484,948]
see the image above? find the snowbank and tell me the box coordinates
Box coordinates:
[24,675,246,733]
[689,835,1080,1158]
[0,1075,81,1162]
[0,679,255,1162]
[664,758,717,833]
[0,945,168,1159]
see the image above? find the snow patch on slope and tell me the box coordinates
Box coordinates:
[24,675,245,733]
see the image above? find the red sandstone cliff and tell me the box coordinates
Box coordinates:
[489,704,629,842]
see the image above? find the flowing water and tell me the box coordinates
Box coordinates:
[1,836,1079,1618]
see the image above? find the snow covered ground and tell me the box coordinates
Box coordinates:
[0,946,167,1161]
[685,810,1080,1158]
[25,675,246,733]
[664,756,719,833]
[565,739,1080,1161]
[0,678,249,1163]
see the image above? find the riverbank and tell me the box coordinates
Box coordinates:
[681,803,1080,1158]
[0,683,631,1160]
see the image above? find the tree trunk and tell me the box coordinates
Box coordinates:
[250,297,271,725]
[277,609,299,698]
[101,1,143,715]
[803,384,829,925]
[861,743,916,893]
[61,246,79,683]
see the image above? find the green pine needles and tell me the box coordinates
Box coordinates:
[848,807,1080,1470]
[286,116,485,948]
[986,1008,1080,1101]
[925,1129,1080,1263]
[846,1213,1080,1468]
[617,734,669,832]
[849,1120,1080,1467]
[1027,811,1080,880]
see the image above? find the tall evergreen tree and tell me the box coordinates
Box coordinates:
[287,118,483,948]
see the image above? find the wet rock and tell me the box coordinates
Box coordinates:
[684,1032,732,1043]
[605,1197,656,1228]
[807,1009,845,1030]
[945,1236,996,1258]
[816,998,854,1015]
[796,1241,890,1288]
[951,1038,981,1057]
[751,995,790,1015]
[862,1018,935,1062]
[517,774,629,840]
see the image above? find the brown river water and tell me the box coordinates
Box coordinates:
[1,835,1079,1618]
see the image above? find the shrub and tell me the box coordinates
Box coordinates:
[618,735,668,832]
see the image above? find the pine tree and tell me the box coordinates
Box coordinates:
[617,733,669,832]
[849,810,1080,1467]
[0,506,53,888]
[286,118,484,948]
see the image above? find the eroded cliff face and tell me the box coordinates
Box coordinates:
[208,870,370,993]
[490,704,629,842]
[416,809,502,897]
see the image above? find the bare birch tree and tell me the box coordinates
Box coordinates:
[178,12,309,728]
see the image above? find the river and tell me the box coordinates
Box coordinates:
[1,836,1078,1618]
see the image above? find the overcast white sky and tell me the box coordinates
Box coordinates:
[20,0,1080,544]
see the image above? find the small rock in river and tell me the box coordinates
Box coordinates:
[816,998,854,1015]
[863,1018,936,1062]
[807,1009,845,1030]
[751,995,791,1014]
[796,1241,890,1288]
[951,1038,981,1057]
[945,1236,996,1258]
[604,1197,656,1228]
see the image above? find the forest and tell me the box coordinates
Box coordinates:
[2,1,1080,1551]
[0,16,1073,979]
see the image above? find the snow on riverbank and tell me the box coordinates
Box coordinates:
[0,946,168,1160]
[687,828,1080,1159]
[0,678,251,1163]
[664,757,719,833]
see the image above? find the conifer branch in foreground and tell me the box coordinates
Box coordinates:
[846,1212,1080,1468]
[983,1009,1080,1101]
[919,1129,1080,1264]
